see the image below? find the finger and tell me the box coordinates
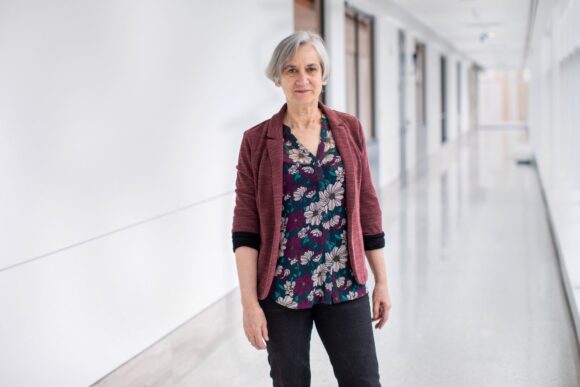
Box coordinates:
[246,329,260,349]
[261,323,269,342]
[244,330,253,345]
[374,309,383,329]
[372,299,380,321]
[377,307,387,329]
[254,333,267,350]
[375,304,389,329]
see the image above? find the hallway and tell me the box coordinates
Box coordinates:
[177,128,580,387]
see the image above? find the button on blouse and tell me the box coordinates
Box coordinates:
[269,116,367,309]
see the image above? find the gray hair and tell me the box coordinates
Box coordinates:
[265,31,330,84]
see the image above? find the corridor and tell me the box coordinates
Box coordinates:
[177,128,580,386]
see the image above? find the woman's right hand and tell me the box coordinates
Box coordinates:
[242,303,269,350]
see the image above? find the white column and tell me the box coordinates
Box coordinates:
[323,0,347,112]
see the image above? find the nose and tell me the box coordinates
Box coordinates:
[296,70,309,85]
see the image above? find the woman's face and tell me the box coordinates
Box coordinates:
[277,44,325,107]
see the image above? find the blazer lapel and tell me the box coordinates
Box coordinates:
[266,104,286,231]
[267,138,283,223]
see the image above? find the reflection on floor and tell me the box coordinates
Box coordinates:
[177,129,580,387]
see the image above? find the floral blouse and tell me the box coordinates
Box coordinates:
[268,116,367,309]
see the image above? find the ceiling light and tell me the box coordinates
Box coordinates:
[479,32,496,43]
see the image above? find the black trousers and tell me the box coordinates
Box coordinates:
[259,294,381,387]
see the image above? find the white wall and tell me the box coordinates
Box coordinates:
[528,0,580,341]
[375,15,401,185]
[0,0,478,385]
[460,59,471,133]
[0,0,291,386]
[324,0,347,112]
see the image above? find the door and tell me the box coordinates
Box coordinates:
[414,41,427,171]
[398,30,407,181]
[441,55,448,143]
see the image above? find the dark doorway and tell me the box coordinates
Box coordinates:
[440,55,448,143]
[457,62,461,133]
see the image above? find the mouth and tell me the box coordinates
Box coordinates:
[294,90,311,94]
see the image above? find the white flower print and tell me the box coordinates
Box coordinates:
[290,258,298,265]
[325,245,348,272]
[288,148,312,164]
[312,264,328,286]
[310,228,322,237]
[293,186,307,201]
[325,282,334,291]
[275,265,283,276]
[284,193,291,201]
[346,291,358,300]
[277,296,298,309]
[284,281,296,296]
[288,164,299,175]
[283,268,291,278]
[278,236,287,256]
[312,254,322,263]
[322,153,335,165]
[336,166,345,181]
[314,288,324,297]
[336,277,346,288]
[346,280,352,287]
[327,215,341,229]
[319,182,344,211]
[302,166,315,174]
[307,291,315,302]
[322,215,341,230]
[304,202,323,226]
[300,250,314,265]
[324,136,335,152]
[305,190,316,198]
[298,227,309,238]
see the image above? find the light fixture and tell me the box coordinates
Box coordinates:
[479,31,496,43]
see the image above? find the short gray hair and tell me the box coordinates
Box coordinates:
[265,31,330,84]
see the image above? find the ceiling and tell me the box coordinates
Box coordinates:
[392,0,533,70]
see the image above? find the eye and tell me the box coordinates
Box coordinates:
[286,67,297,74]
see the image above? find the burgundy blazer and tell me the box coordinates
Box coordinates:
[232,102,384,300]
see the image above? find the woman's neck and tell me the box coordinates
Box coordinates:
[285,102,321,131]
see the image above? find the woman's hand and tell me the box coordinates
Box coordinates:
[371,282,392,330]
[242,303,269,350]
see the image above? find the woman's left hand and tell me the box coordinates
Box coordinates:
[371,282,392,330]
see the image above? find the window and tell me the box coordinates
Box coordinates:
[345,6,375,139]
[294,0,323,36]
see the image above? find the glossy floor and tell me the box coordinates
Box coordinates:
[177,129,580,387]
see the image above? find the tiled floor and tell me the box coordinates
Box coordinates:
[177,129,580,387]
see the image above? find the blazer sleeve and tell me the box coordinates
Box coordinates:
[231,132,261,252]
[354,119,386,251]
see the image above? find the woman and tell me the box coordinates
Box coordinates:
[232,31,391,387]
